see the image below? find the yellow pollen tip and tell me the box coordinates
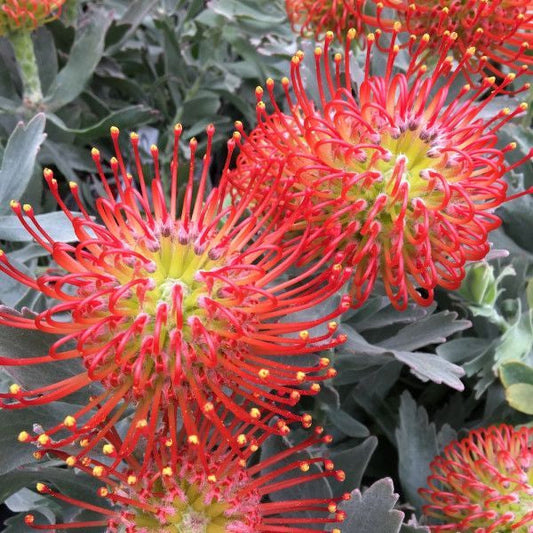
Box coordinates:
[487,76,496,84]
[255,86,263,96]
[445,56,453,64]
[328,503,337,513]
[442,6,449,14]
[130,132,138,141]
[302,414,312,427]
[506,73,516,81]
[165,438,173,447]
[135,419,148,430]
[250,407,261,419]
[237,434,247,446]
[36,483,46,493]
[299,330,309,340]
[66,456,76,467]
[334,52,342,62]
[315,46,323,56]
[162,467,173,477]
[188,435,199,445]
[347,28,356,40]
[300,461,310,472]
[281,76,289,85]
[258,368,270,379]
[508,142,517,150]
[22,204,32,212]
[9,384,20,394]
[127,475,137,485]
[150,144,158,152]
[110,126,119,135]
[320,357,330,367]
[450,31,458,40]
[519,102,528,111]
[393,45,399,53]
[68,181,78,190]
[81,457,90,466]
[90,148,99,158]
[92,466,104,478]
[9,200,19,208]
[63,416,76,428]
[79,438,89,448]
[239,458,246,467]
[502,108,511,115]
[99,487,109,497]
[332,529,341,533]
[37,434,50,446]
[393,21,401,31]
[296,371,306,382]
[257,101,266,110]
[251,444,259,452]
[33,452,43,460]
[18,431,30,442]
[203,402,214,413]
[466,46,476,55]
[367,33,375,42]
[328,321,338,331]
[325,31,334,40]
[421,33,430,43]
[174,123,182,131]
[232,131,241,141]
[332,263,342,272]
[311,383,321,393]
[102,444,115,455]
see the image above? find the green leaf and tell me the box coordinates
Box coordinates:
[106,0,160,55]
[500,361,533,387]
[46,105,157,139]
[328,478,404,533]
[0,212,81,242]
[396,392,438,512]
[44,7,113,110]
[505,383,533,414]
[0,114,46,214]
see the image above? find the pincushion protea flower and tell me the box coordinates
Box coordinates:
[0,124,350,460]
[377,0,533,80]
[0,0,64,36]
[230,28,532,310]
[285,0,368,41]
[419,424,533,532]
[26,425,348,532]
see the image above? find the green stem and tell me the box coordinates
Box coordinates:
[9,30,43,108]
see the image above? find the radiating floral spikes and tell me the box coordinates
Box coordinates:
[26,425,348,532]
[419,424,533,532]
[379,0,533,80]
[0,0,65,36]
[230,28,532,310]
[285,0,369,41]
[0,124,351,459]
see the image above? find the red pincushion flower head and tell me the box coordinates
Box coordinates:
[0,124,350,460]
[26,424,348,532]
[285,0,369,41]
[230,28,532,310]
[0,0,65,36]
[378,0,533,81]
[420,424,533,532]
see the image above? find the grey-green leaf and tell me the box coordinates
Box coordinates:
[0,211,81,242]
[396,392,439,512]
[44,7,113,110]
[328,478,404,533]
[0,114,46,215]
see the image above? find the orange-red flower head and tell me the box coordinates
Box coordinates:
[26,425,348,532]
[0,124,350,460]
[420,424,533,532]
[285,0,369,41]
[379,0,533,80]
[0,0,65,36]
[230,29,532,310]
